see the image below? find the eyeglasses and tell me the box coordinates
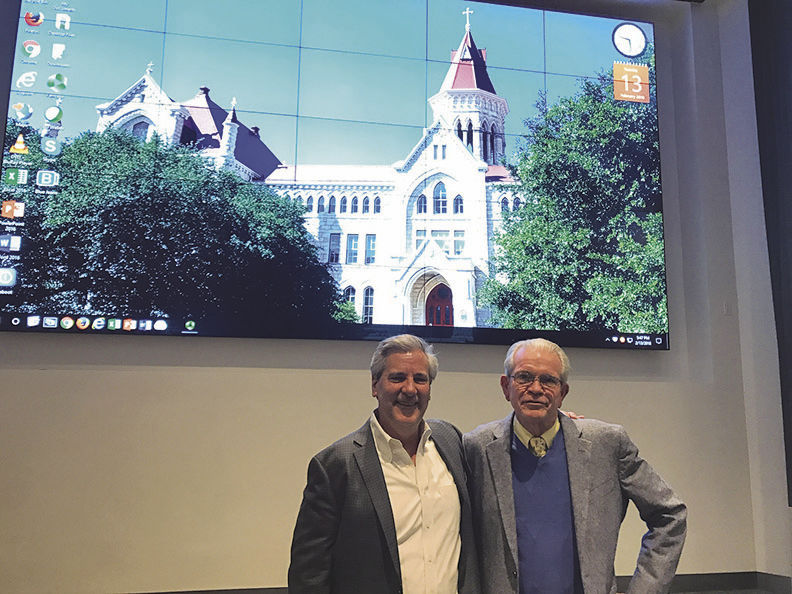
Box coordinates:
[510,371,562,389]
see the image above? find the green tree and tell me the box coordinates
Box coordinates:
[480,68,667,333]
[7,126,347,333]
[332,299,360,323]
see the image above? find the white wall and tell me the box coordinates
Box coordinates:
[1,0,790,592]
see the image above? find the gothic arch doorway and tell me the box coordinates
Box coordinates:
[425,284,453,327]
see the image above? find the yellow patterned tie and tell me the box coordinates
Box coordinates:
[528,436,547,458]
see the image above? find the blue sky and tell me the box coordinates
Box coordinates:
[9,0,654,166]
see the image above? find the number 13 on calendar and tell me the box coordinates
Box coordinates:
[613,62,650,104]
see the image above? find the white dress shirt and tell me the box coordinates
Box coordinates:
[370,413,461,594]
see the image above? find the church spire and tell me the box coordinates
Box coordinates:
[428,12,509,165]
[439,11,496,94]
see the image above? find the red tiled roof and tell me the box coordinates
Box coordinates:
[181,88,281,180]
[443,30,496,94]
[485,164,514,182]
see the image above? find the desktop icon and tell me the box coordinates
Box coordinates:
[55,13,71,30]
[60,316,74,329]
[12,102,34,121]
[75,316,90,330]
[91,317,106,330]
[36,170,60,186]
[43,316,58,328]
[9,134,29,154]
[107,318,122,330]
[0,235,22,252]
[24,12,44,26]
[153,320,168,331]
[2,201,25,219]
[15,71,37,89]
[0,268,17,287]
[27,315,40,327]
[47,73,68,92]
[122,318,137,331]
[22,40,41,58]
[44,105,63,123]
[41,137,63,156]
[184,320,196,331]
[138,319,153,331]
[51,43,66,60]
[12,102,33,121]
[3,169,29,185]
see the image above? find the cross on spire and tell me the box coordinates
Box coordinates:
[462,7,473,31]
[146,61,154,74]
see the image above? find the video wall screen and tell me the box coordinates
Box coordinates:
[1,0,667,349]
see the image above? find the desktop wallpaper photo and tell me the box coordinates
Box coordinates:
[1,0,667,347]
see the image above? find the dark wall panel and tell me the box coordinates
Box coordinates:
[749,0,792,506]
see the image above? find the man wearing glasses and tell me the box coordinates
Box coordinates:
[464,338,687,594]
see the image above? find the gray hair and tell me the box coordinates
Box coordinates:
[503,338,571,383]
[370,334,438,382]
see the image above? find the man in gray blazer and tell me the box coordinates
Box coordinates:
[289,334,480,594]
[464,338,686,594]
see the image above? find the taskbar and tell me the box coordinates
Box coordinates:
[0,313,200,335]
[0,313,670,349]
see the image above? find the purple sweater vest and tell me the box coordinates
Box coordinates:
[511,427,583,594]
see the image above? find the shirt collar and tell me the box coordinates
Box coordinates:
[370,411,431,463]
[512,414,560,450]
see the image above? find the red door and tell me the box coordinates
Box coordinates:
[425,284,453,326]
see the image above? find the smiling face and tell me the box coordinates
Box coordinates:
[372,350,431,443]
[501,345,569,435]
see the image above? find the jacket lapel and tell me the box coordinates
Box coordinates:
[430,422,469,508]
[352,422,401,580]
[485,415,519,570]
[561,414,592,557]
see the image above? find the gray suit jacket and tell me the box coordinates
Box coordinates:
[463,414,686,594]
[289,418,480,594]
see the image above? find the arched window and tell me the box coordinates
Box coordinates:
[295,195,303,207]
[482,125,489,161]
[466,121,473,150]
[433,182,447,214]
[456,120,463,141]
[284,194,291,203]
[500,197,509,213]
[362,196,370,214]
[351,196,359,213]
[513,197,521,210]
[373,197,381,214]
[490,124,496,160]
[343,286,356,304]
[453,195,464,214]
[328,196,336,213]
[132,121,149,140]
[306,196,314,212]
[363,287,374,324]
[340,196,347,213]
[417,194,427,214]
[317,197,325,213]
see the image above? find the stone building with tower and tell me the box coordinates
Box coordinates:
[96,20,517,328]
